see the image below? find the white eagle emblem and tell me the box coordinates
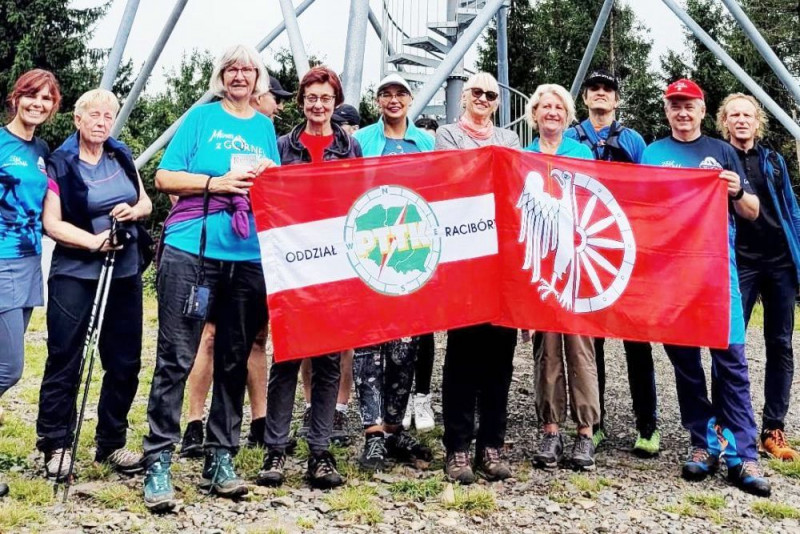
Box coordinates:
[516,169,637,313]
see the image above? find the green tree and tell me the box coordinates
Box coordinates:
[478,0,664,141]
[0,0,133,147]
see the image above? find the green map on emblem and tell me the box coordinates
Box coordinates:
[355,204,430,274]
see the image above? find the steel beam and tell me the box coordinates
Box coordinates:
[569,0,614,99]
[496,1,510,126]
[134,0,317,169]
[410,0,507,121]
[661,0,800,139]
[342,0,370,105]
[111,0,188,138]
[720,0,800,107]
[101,0,141,90]
[278,0,311,78]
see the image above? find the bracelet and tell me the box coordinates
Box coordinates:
[732,188,744,201]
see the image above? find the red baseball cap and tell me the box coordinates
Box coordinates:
[664,78,704,100]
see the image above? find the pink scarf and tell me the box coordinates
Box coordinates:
[458,114,494,140]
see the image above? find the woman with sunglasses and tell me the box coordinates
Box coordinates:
[435,72,520,485]
[523,83,599,472]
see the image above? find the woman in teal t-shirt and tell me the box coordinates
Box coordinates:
[523,84,600,474]
[0,69,60,498]
[141,44,279,512]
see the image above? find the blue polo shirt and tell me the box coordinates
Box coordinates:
[642,135,752,345]
[524,136,594,160]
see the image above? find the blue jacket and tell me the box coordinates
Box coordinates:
[353,118,434,156]
[755,143,800,282]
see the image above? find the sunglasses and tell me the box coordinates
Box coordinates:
[470,87,499,102]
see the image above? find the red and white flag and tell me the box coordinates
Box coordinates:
[253,147,731,361]
[252,150,500,361]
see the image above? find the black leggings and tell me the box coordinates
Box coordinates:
[413,333,435,395]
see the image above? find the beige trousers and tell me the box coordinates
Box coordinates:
[534,332,600,428]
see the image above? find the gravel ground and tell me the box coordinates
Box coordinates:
[2,310,800,533]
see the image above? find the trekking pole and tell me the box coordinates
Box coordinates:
[55,220,119,502]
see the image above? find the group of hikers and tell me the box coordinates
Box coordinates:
[1,42,799,512]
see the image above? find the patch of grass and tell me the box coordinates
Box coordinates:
[768,458,800,478]
[515,459,532,482]
[296,517,315,530]
[294,438,310,460]
[663,503,696,517]
[569,474,613,495]
[338,459,373,482]
[751,501,800,520]
[81,461,114,481]
[93,483,147,513]
[7,477,54,506]
[0,502,43,530]
[685,492,725,510]
[442,485,497,517]
[415,426,444,451]
[235,445,265,479]
[388,474,444,501]
[325,485,382,525]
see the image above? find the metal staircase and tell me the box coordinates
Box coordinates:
[379,0,532,144]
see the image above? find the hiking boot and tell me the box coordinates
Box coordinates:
[0,482,8,498]
[255,449,286,487]
[200,449,248,498]
[728,460,771,497]
[143,451,176,512]
[386,429,433,464]
[96,447,144,475]
[330,410,351,447]
[445,450,475,484]
[296,407,311,439]
[180,420,204,458]
[760,429,800,461]
[572,434,596,471]
[244,417,266,449]
[633,429,661,458]
[474,447,511,481]
[307,450,343,489]
[358,432,387,472]
[533,432,564,469]
[44,448,72,481]
[402,396,413,430]
[592,427,606,449]
[682,447,719,481]
[413,393,435,433]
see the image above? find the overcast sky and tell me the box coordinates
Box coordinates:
[72,0,688,94]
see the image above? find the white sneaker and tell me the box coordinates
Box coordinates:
[402,395,413,430]
[45,448,72,481]
[413,393,435,433]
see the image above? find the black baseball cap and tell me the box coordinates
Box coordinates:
[582,69,619,92]
[332,104,361,126]
[268,76,292,99]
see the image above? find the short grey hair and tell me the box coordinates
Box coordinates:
[525,84,576,130]
[208,44,269,98]
[74,88,120,118]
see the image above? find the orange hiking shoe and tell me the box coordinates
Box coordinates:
[760,429,800,461]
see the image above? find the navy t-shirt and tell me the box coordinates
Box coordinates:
[641,135,752,345]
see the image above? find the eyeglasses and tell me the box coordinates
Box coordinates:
[378,90,411,101]
[304,94,335,105]
[470,88,499,102]
[225,66,257,77]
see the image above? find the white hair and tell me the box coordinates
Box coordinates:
[525,84,576,130]
[463,72,500,95]
[74,88,119,118]
[208,44,269,98]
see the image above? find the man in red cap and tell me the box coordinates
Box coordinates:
[641,79,769,496]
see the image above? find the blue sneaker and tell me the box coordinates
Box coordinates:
[681,447,719,481]
[200,449,248,498]
[728,460,771,497]
[143,451,176,512]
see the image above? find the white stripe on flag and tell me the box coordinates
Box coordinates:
[260,193,497,294]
